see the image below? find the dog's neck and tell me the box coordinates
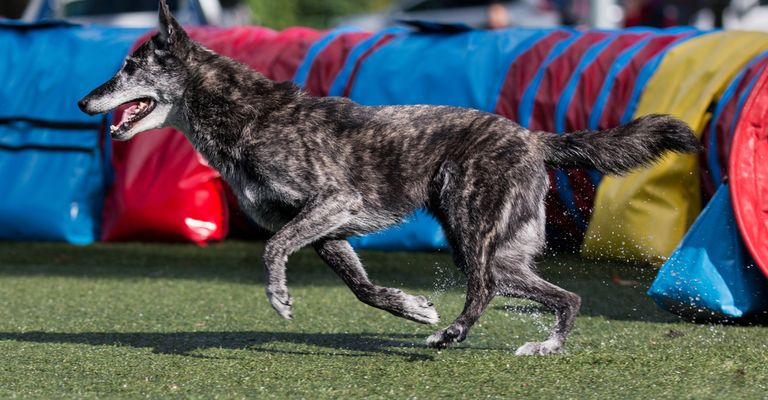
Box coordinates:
[173,43,302,169]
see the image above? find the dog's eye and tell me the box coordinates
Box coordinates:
[123,59,138,75]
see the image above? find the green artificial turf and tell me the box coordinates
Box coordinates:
[0,241,766,399]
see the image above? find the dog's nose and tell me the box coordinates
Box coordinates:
[77,98,89,113]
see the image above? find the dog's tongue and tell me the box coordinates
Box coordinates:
[118,103,141,126]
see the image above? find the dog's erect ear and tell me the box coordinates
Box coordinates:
[157,0,187,49]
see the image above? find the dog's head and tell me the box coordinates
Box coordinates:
[78,0,192,140]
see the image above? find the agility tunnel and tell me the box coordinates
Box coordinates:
[648,60,768,319]
[0,21,767,318]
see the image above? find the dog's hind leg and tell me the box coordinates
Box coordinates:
[314,239,439,324]
[496,258,581,356]
[425,162,502,349]
[488,171,580,355]
[426,248,495,348]
[262,191,361,320]
[492,220,581,355]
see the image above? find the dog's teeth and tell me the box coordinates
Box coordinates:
[110,125,118,133]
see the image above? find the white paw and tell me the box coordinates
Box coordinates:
[266,288,293,320]
[515,340,563,356]
[399,294,439,325]
[426,331,447,348]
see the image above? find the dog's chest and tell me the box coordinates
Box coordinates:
[219,173,302,232]
[242,182,297,206]
[223,167,303,209]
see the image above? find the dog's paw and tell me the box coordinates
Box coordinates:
[398,293,439,325]
[514,340,563,356]
[266,287,293,320]
[426,325,466,349]
[373,288,439,324]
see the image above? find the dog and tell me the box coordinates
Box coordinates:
[79,0,700,355]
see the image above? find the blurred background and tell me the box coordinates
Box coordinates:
[2,0,768,31]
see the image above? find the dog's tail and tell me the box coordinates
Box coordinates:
[539,114,701,175]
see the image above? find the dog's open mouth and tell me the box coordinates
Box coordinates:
[110,98,156,135]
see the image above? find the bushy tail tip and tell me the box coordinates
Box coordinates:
[541,114,700,175]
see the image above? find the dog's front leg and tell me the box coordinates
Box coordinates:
[314,239,439,324]
[263,191,361,319]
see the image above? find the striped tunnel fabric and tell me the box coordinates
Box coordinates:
[294,29,373,97]
[700,51,768,199]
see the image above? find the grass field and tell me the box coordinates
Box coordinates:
[0,241,766,399]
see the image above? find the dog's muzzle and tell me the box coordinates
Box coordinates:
[77,98,96,115]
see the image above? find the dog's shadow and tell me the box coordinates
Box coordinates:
[0,331,436,361]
